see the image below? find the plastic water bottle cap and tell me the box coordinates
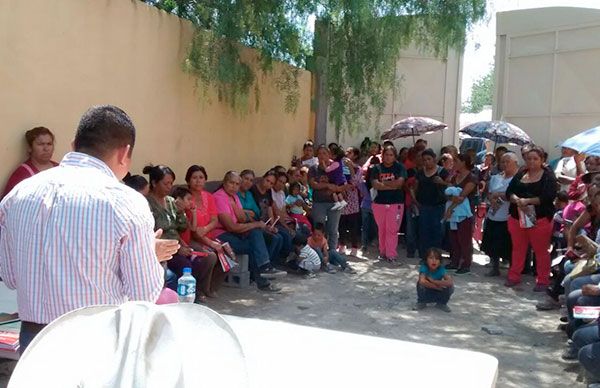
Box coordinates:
[183,267,192,274]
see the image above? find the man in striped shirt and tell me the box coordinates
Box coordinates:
[0,105,176,352]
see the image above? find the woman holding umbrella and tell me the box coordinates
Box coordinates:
[505,146,558,291]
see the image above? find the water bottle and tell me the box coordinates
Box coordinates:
[177,267,196,303]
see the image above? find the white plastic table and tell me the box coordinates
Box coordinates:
[225,315,498,388]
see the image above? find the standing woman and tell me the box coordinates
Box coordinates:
[339,147,362,256]
[145,165,218,303]
[309,145,347,251]
[480,153,519,277]
[3,127,58,197]
[185,165,226,297]
[446,154,478,274]
[411,149,449,259]
[506,146,558,291]
[370,145,407,263]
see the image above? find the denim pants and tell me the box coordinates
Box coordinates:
[218,229,270,286]
[579,339,600,382]
[361,207,377,247]
[312,202,342,249]
[275,224,293,259]
[566,274,600,321]
[404,209,419,257]
[417,204,444,259]
[263,230,283,264]
[416,283,454,305]
[314,247,348,269]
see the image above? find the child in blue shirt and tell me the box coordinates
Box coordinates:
[414,248,454,312]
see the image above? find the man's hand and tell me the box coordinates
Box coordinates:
[582,284,600,297]
[154,229,179,262]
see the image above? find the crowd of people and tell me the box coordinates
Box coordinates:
[0,107,598,383]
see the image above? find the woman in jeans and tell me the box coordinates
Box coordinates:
[505,145,558,291]
[411,148,449,260]
[145,165,218,303]
[211,171,283,292]
[445,154,477,274]
[309,145,348,251]
[370,145,407,263]
[480,153,518,277]
[339,147,362,256]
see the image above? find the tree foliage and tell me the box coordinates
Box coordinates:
[463,67,494,114]
[143,0,486,136]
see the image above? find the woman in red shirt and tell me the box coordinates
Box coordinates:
[3,127,58,197]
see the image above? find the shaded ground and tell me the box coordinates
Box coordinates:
[208,248,584,388]
[0,247,586,387]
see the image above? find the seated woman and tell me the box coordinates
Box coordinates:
[238,169,284,264]
[184,165,230,298]
[211,171,283,292]
[251,170,293,260]
[144,165,218,303]
[3,127,58,198]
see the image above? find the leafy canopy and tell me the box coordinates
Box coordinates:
[463,66,494,114]
[143,0,486,136]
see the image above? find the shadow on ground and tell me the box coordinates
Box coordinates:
[208,248,585,388]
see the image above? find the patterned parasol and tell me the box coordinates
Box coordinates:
[380,117,447,141]
[459,121,531,146]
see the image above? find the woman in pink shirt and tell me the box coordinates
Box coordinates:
[212,171,283,292]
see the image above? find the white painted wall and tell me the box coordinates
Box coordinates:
[494,7,600,159]
[327,45,463,152]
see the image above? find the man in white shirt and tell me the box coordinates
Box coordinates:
[0,105,179,352]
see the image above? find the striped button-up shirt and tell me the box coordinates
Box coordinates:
[0,152,163,324]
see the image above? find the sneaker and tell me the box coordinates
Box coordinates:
[349,248,358,257]
[436,303,452,313]
[325,264,338,274]
[559,316,568,323]
[304,272,317,279]
[445,264,459,270]
[561,347,578,361]
[485,269,500,277]
[343,264,357,274]
[331,202,343,211]
[377,255,387,262]
[413,302,426,311]
[504,279,520,288]
[536,298,561,311]
[261,266,287,279]
[455,268,470,275]
[257,283,282,292]
[533,284,547,293]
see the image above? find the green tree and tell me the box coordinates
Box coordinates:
[463,67,494,114]
[143,0,486,137]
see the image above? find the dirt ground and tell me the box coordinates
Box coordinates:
[206,247,585,388]
[0,247,587,387]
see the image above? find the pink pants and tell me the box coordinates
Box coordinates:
[507,216,552,285]
[372,203,404,259]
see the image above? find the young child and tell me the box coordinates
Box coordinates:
[291,234,321,278]
[285,182,312,232]
[172,186,196,248]
[552,191,569,251]
[414,248,454,312]
[308,223,357,274]
[326,146,348,210]
[299,166,312,202]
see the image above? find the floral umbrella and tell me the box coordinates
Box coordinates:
[380,117,447,141]
[459,120,531,146]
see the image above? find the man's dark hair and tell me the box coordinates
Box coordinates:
[74,105,135,159]
[122,174,148,193]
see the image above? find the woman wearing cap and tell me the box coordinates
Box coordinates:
[3,127,58,198]
[506,146,558,291]
[480,153,519,277]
